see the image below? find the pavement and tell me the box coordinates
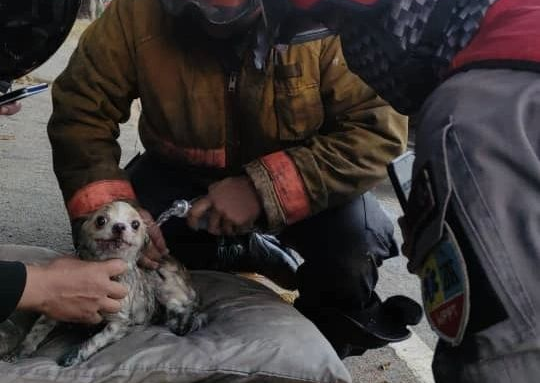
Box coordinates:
[1,20,438,383]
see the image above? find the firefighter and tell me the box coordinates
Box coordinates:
[47,0,422,358]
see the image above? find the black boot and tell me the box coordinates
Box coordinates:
[211,233,302,290]
[295,294,423,359]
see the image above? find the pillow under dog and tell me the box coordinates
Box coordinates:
[0,245,351,383]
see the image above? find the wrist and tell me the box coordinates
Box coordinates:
[17,264,47,312]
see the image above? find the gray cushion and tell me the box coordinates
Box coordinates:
[0,245,351,383]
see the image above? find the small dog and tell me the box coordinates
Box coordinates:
[17,201,204,366]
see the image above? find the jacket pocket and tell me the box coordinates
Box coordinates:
[273,63,324,141]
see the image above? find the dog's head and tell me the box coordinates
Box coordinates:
[77,201,148,262]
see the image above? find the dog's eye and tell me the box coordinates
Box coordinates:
[131,220,140,230]
[96,216,107,228]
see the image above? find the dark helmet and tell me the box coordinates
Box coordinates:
[0,0,81,82]
[160,0,261,25]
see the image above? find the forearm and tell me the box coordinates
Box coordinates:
[48,0,138,220]
[245,117,405,232]
[246,37,407,231]
[299,99,407,200]
[299,34,407,206]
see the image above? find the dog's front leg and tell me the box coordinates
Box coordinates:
[18,316,57,358]
[153,259,205,335]
[58,322,129,367]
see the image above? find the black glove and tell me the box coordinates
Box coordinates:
[213,233,302,290]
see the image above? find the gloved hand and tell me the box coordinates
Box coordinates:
[248,233,302,290]
[212,233,301,290]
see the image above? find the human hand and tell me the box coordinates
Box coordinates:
[137,208,169,269]
[18,256,128,324]
[0,102,21,115]
[187,176,262,236]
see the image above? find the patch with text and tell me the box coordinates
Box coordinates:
[420,223,470,345]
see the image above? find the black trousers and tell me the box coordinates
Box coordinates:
[127,154,398,311]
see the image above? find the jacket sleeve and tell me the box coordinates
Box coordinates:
[0,261,27,323]
[47,0,139,220]
[245,35,407,231]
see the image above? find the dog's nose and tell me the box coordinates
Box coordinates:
[112,223,126,235]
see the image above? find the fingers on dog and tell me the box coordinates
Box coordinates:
[146,241,163,261]
[87,312,103,325]
[99,298,123,314]
[102,258,128,276]
[148,225,169,255]
[144,242,165,269]
[106,280,128,299]
[137,208,169,252]
[139,255,160,270]
[73,310,103,325]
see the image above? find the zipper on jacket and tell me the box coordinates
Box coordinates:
[225,70,241,172]
[228,72,238,93]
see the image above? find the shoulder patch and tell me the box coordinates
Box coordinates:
[420,223,470,345]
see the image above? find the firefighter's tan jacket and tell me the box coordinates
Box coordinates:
[48,0,407,231]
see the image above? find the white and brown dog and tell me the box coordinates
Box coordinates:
[17,201,204,366]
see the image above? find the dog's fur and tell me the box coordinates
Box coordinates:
[17,201,204,366]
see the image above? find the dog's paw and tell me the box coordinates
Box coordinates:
[58,348,82,367]
[16,345,36,359]
[166,315,189,336]
[0,330,21,358]
[2,352,19,363]
[166,310,206,336]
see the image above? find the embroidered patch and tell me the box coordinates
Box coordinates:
[419,223,470,345]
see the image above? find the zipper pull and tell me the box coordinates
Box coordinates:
[228,72,238,93]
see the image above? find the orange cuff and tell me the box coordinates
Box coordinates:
[67,180,136,220]
[260,151,310,225]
